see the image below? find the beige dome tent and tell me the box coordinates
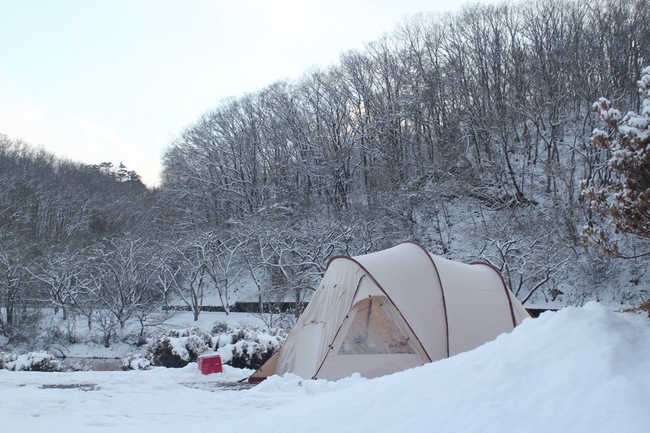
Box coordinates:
[249,241,529,382]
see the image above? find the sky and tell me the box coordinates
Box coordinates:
[0,0,480,186]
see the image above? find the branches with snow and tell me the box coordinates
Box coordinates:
[581,67,650,259]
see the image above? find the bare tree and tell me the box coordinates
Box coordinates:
[31,250,90,320]
[0,249,30,337]
[161,237,209,321]
[201,231,246,315]
[89,238,160,336]
[473,209,571,304]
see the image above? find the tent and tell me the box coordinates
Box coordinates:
[249,241,529,382]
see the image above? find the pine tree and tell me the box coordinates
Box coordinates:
[581,67,650,258]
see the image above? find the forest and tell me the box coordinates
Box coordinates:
[1,0,648,348]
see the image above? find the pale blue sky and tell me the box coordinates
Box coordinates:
[1,0,477,185]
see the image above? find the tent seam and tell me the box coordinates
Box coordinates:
[469,261,518,328]
[399,241,450,358]
[318,255,433,371]
[312,273,366,379]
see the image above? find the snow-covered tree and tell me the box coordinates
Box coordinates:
[89,238,159,333]
[32,251,90,320]
[161,236,209,321]
[0,249,29,337]
[581,66,650,258]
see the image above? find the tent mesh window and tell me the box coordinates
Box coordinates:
[338,297,417,355]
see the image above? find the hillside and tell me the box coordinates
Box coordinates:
[1,0,649,351]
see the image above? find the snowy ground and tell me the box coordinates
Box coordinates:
[2,303,649,433]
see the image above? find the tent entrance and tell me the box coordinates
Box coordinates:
[315,295,428,379]
[338,297,419,355]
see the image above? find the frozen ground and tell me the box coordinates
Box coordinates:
[1,302,649,433]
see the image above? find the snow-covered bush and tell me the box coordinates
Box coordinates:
[214,325,287,370]
[211,321,230,334]
[143,327,212,368]
[228,339,276,370]
[125,323,288,370]
[0,351,10,369]
[121,352,152,370]
[4,351,63,372]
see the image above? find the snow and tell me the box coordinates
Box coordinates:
[2,303,649,432]
[4,351,60,371]
[165,310,268,330]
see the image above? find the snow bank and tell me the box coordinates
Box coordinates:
[1,303,648,433]
[209,302,650,433]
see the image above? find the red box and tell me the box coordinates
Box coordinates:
[198,354,223,374]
